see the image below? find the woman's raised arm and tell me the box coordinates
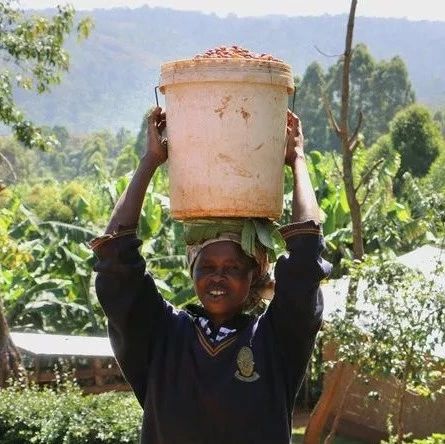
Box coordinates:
[285,110,320,224]
[105,106,167,233]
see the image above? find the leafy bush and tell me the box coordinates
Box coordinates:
[412,435,445,444]
[0,381,142,443]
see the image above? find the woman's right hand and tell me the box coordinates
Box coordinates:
[146,106,168,167]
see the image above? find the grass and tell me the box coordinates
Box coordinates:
[291,427,365,444]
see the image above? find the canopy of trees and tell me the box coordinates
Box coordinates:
[0,1,92,150]
[295,44,415,151]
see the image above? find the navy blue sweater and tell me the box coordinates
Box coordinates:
[94,222,331,444]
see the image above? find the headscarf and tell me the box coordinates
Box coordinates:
[186,232,269,278]
[184,218,282,304]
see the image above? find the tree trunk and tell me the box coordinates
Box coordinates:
[305,1,361,441]
[0,298,24,387]
[342,150,364,259]
[323,368,356,444]
[339,0,364,261]
[304,363,347,444]
[396,362,410,444]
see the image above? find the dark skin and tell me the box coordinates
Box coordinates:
[105,105,319,326]
[192,242,258,326]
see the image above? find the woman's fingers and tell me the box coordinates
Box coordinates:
[287,109,302,137]
[148,107,167,136]
[157,120,167,133]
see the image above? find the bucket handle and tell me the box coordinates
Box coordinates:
[154,85,160,107]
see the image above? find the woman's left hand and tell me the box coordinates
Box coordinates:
[285,110,304,166]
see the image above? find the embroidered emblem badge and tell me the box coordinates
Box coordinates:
[234,346,260,382]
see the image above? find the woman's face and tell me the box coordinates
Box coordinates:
[193,241,256,326]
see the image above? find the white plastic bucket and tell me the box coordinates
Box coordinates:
[159,58,294,220]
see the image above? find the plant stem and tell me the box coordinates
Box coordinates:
[396,360,410,443]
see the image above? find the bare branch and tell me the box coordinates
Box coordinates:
[354,158,385,194]
[0,152,17,182]
[339,0,358,140]
[348,109,364,147]
[322,92,341,136]
[314,45,344,58]
[350,138,360,153]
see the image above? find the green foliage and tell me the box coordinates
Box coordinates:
[0,381,141,443]
[390,105,444,178]
[1,200,104,334]
[425,148,445,194]
[324,257,445,438]
[183,218,284,262]
[134,109,151,158]
[297,44,415,150]
[412,435,445,444]
[326,257,444,382]
[359,137,443,253]
[1,165,197,333]
[381,418,445,444]
[293,62,329,149]
[0,1,92,150]
[0,125,138,184]
[298,145,433,273]
[433,110,445,137]
[114,144,139,177]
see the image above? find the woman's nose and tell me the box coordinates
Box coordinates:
[210,268,226,279]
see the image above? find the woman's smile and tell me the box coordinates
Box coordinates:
[192,241,256,326]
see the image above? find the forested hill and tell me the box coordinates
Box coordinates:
[14,6,445,133]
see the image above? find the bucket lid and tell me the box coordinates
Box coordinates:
[159,58,294,94]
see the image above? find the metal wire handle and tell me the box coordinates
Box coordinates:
[154,86,160,107]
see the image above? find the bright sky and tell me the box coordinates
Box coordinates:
[17,0,445,21]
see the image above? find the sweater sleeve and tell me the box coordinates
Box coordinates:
[92,233,168,407]
[265,221,332,386]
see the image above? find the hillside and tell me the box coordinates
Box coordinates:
[12,6,445,133]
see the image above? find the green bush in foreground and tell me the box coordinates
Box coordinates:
[0,381,142,443]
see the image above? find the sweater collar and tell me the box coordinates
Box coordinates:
[185,303,253,332]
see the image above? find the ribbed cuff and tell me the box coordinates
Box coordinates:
[89,225,138,252]
[278,220,322,241]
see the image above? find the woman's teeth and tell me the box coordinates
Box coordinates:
[209,290,226,296]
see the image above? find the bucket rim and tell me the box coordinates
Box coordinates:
[159,57,294,94]
[160,57,292,71]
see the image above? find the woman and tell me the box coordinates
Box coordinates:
[91,107,331,444]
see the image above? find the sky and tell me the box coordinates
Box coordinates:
[17,0,445,22]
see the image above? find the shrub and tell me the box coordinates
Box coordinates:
[0,381,142,443]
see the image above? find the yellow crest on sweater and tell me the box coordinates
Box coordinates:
[235,346,260,382]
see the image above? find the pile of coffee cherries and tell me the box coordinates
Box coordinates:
[193,45,282,62]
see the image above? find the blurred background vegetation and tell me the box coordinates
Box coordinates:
[0,3,444,441]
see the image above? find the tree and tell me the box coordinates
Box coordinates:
[294,63,329,150]
[135,109,151,158]
[0,1,92,150]
[0,0,92,387]
[298,45,415,151]
[305,2,364,441]
[369,56,415,140]
[426,149,445,194]
[114,144,139,177]
[323,258,444,443]
[433,110,445,137]
[390,105,444,179]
